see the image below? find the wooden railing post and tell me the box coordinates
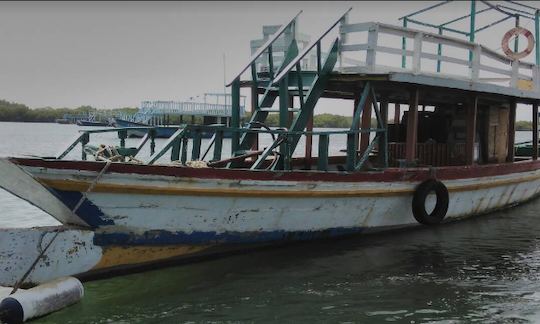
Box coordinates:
[465,95,478,165]
[231,78,241,155]
[510,60,519,88]
[378,100,388,168]
[318,134,329,171]
[366,24,379,69]
[412,32,423,73]
[507,99,517,162]
[533,102,538,160]
[471,45,481,81]
[405,88,419,164]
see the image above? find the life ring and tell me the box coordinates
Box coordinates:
[412,179,449,225]
[501,27,535,60]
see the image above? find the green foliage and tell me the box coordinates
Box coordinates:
[0,100,138,123]
[515,120,532,131]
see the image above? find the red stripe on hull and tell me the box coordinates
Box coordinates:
[10,157,540,183]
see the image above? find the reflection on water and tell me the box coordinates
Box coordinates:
[0,122,539,323]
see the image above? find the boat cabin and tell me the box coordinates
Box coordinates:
[56,1,540,173]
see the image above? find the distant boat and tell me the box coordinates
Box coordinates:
[76,120,110,127]
[55,118,70,124]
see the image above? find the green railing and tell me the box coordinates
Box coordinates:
[55,124,387,172]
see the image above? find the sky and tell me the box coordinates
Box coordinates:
[0,1,539,120]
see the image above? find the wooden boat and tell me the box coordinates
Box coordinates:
[1,3,540,286]
[76,120,110,127]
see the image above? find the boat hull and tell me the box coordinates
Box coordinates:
[76,120,110,127]
[1,158,539,284]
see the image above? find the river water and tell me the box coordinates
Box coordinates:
[1,122,540,323]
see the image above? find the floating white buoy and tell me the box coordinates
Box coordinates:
[0,277,83,323]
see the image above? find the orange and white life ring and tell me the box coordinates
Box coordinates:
[501,27,535,60]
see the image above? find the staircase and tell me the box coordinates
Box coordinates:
[226,9,351,170]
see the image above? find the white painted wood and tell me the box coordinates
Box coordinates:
[471,45,482,81]
[366,25,379,69]
[0,227,101,286]
[0,159,88,227]
[412,32,423,73]
[511,60,519,88]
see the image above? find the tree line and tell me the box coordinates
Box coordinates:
[0,99,137,123]
[0,99,535,130]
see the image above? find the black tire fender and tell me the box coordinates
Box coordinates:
[412,179,449,225]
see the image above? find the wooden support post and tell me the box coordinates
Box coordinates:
[231,78,241,155]
[251,85,259,152]
[318,134,329,171]
[534,102,539,160]
[378,100,388,167]
[360,96,372,154]
[465,96,478,165]
[353,95,361,151]
[405,88,419,164]
[288,95,294,128]
[507,100,516,162]
[394,103,401,140]
[305,111,313,168]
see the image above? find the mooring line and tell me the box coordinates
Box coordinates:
[9,160,113,295]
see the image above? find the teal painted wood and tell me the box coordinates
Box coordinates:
[81,133,89,161]
[212,130,223,162]
[534,10,540,65]
[181,137,188,165]
[355,135,379,171]
[285,39,340,157]
[148,128,186,164]
[402,17,407,68]
[192,131,202,160]
[346,133,357,171]
[237,40,299,154]
[318,134,329,171]
[469,0,476,62]
[231,78,241,155]
[379,101,389,168]
[351,83,371,130]
[118,130,127,148]
[437,27,443,72]
[56,133,87,159]
[171,137,180,161]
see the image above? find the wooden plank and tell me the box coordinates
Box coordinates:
[405,88,419,163]
[533,102,538,160]
[412,33,423,73]
[339,22,375,33]
[305,112,313,168]
[507,100,516,162]
[465,96,478,165]
[250,86,259,152]
[360,96,372,154]
[340,44,369,52]
[378,100,388,167]
[318,134,329,171]
[366,26,379,68]
[394,103,401,141]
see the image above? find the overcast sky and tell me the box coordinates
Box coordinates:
[0,1,538,119]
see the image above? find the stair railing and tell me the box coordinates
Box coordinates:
[226,11,302,155]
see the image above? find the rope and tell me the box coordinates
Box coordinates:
[9,160,112,295]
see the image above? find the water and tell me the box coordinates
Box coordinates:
[1,122,539,323]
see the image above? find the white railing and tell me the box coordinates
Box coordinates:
[337,21,540,91]
[140,100,246,117]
